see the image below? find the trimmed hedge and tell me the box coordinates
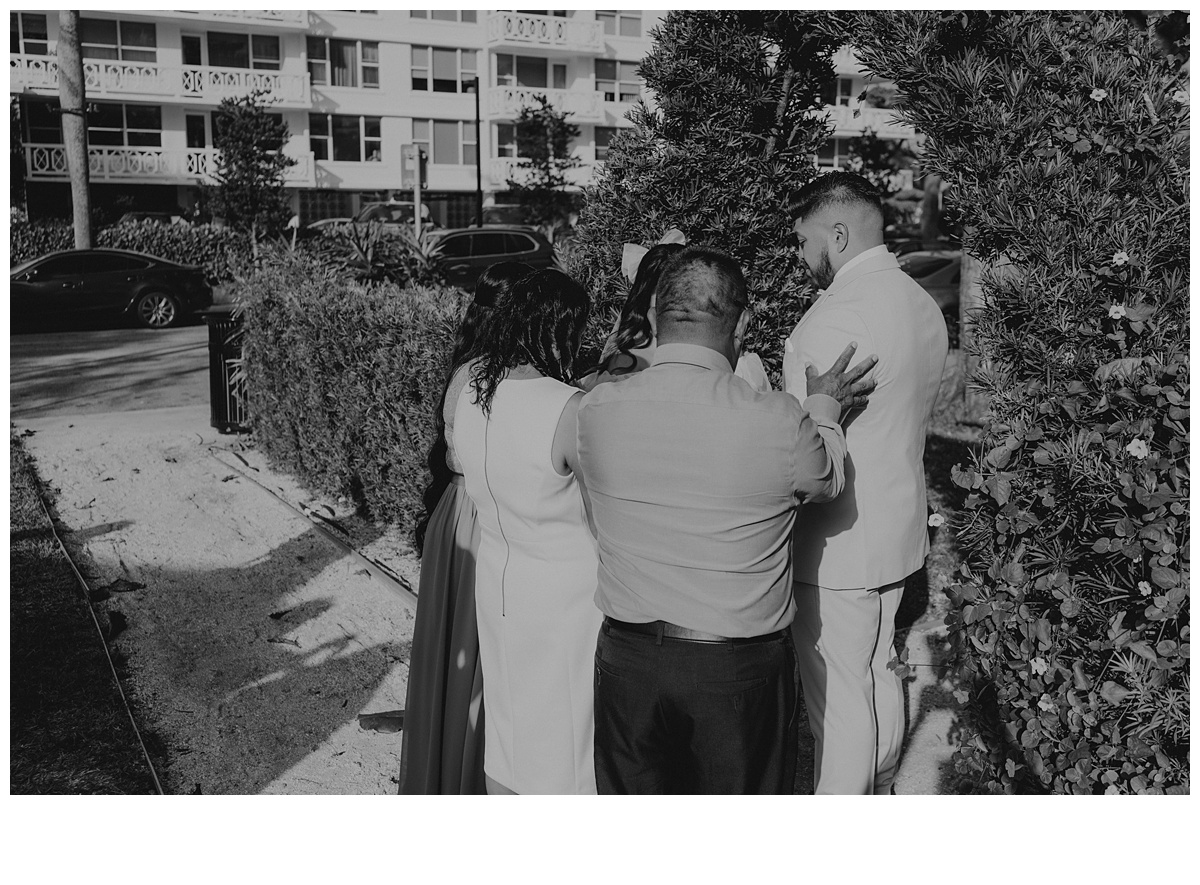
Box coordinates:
[853,11,1189,794]
[238,251,466,536]
[10,219,253,282]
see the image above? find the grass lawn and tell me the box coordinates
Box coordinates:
[9,429,159,794]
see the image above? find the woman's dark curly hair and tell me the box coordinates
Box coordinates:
[414,261,533,553]
[597,241,685,374]
[468,267,591,415]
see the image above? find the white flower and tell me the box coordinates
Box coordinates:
[1091,88,1109,101]
[1138,581,1153,596]
[928,512,946,528]
[1112,250,1130,266]
[1108,304,1127,319]
[1038,694,1056,713]
[1172,89,1189,104]
[1031,657,1049,676]
[1125,438,1150,459]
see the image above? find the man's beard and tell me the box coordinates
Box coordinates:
[809,247,835,290]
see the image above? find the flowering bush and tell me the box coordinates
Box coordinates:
[237,251,464,534]
[853,11,1189,793]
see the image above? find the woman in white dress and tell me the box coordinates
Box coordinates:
[453,267,601,795]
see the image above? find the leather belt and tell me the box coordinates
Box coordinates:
[604,617,785,646]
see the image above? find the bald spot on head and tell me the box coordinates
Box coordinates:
[654,247,748,343]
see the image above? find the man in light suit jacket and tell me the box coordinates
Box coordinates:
[783,171,949,794]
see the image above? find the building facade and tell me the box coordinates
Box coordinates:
[10,9,667,226]
[10,12,912,226]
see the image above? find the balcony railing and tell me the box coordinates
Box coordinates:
[25,144,315,186]
[489,157,596,189]
[823,103,916,140]
[486,12,603,53]
[11,54,310,106]
[163,10,308,27]
[487,86,604,123]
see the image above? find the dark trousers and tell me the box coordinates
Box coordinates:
[593,620,798,794]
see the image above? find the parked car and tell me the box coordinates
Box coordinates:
[10,248,212,329]
[898,248,962,346]
[353,200,437,230]
[428,226,557,289]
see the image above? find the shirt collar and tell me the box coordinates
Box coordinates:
[830,243,891,288]
[651,342,734,373]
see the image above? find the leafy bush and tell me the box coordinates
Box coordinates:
[10,218,253,283]
[853,10,1189,794]
[565,10,848,378]
[295,221,448,289]
[238,251,465,534]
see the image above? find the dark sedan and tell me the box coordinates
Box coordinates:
[10,248,212,329]
[428,225,557,289]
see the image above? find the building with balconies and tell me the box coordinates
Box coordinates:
[10,8,667,226]
[10,13,911,226]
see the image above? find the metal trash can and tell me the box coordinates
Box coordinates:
[200,305,248,434]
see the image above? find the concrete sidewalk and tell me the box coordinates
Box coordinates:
[15,401,965,794]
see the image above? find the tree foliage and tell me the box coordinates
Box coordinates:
[208,90,296,241]
[565,10,851,378]
[506,95,581,240]
[852,10,1190,794]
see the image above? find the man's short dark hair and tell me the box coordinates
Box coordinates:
[655,246,748,335]
[789,170,884,226]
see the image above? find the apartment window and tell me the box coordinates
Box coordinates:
[816,137,853,168]
[596,10,640,37]
[497,54,548,89]
[11,13,48,55]
[310,114,381,162]
[495,123,516,158]
[185,114,207,149]
[88,102,162,147]
[595,126,618,161]
[411,46,477,93]
[308,37,379,88]
[595,60,640,102]
[24,99,62,143]
[207,32,280,70]
[410,11,478,23]
[414,119,477,165]
[80,18,157,63]
[821,77,854,107]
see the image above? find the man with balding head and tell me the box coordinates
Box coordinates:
[784,171,949,794]
[577,245,876,793]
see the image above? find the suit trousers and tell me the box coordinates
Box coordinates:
[791,579,906,795]
[593,621,798,794]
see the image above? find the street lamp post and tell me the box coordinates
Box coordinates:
[473,75,483,227]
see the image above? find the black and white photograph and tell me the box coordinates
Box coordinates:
[7,4,1191,877]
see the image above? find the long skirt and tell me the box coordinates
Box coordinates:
[397,476,486,794]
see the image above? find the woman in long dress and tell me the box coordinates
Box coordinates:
[398,262,533,795]
[453,267,601,795]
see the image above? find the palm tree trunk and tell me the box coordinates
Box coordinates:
[57,11,92,248]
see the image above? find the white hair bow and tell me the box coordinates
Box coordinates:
[620,228,687,282]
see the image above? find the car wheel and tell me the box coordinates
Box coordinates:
[135,291,182,329]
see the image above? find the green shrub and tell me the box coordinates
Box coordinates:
[565,10,848,378]
[10,220,74,264]
[238,251,465,535]
[295,222,448,289]
[853,11,1189,794]
[9,218,252,282]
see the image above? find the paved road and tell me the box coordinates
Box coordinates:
[10,322,211,420]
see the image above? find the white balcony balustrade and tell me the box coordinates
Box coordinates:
[25,144,314,186]
[489,157,596,189]
[823,104,916,140]
[487,86,604,123]
[162,10,308,28]
[486,12,603,53]
[11,54,310,107]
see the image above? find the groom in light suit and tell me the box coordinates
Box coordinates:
[783,172,948,794]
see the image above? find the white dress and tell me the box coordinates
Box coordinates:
[453,369,601,794]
